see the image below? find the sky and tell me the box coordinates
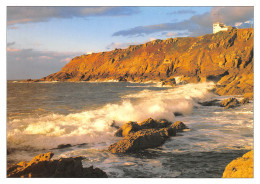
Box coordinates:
[6,6,254,80]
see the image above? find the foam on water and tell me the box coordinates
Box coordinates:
[7,81,253,174]
[7,82,217,149]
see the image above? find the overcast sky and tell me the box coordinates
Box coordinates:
[7,6,253,80]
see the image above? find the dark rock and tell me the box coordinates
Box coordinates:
[7,152,108,178]
[174,112,183,116]
[170,121,189,132]
[110,121,120,129]
[165,126,177,136]
[108,129,169,153]
[57,144,72,149]
[139,118,160,129]
[161,78,176,87]
[108,120,188,153]
[198,99,220,106]
[240,97,250,104]
[220,98,240,109]
[158,119,172,128]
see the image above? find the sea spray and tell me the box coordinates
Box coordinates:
[7,82,216,149]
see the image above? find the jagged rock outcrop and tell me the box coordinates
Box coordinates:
[109,119,188,153]
[7,152,108,178]
[108,129,169,153]
[220,97,240,109]
[37,28,253,96]
[222,150,253,178]
[115,118,178,137]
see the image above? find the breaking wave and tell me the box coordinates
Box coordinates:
[7,82,216,149]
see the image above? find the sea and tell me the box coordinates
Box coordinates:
[7,80,253,178]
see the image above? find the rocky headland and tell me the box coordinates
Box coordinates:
[32,28,253,96]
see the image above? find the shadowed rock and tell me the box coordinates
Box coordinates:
[108,129,169,153]
[109,119,188,153]
[7,152,108,178]
[220,98,240,109]
[169,121,189,132]
[57,144,72,149]
[198,99,220,106]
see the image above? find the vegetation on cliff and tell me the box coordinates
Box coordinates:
[39,28,253,95]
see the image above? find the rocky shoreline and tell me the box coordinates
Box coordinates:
[7,152,108,178]
[7,94,253,178]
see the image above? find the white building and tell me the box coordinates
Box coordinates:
[213,22,232,34]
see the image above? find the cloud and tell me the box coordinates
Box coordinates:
[112,7,253,37]
[7,7,140,25]
[112,20,198,37]
[106,41,141,50]
[7,47,83,80]
[169,9,196,15]
[7,42,15,47]
[7,47,20,52]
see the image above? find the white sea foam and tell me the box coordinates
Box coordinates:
[7,82,253,153]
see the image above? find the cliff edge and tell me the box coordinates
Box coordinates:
[39,28,253,96]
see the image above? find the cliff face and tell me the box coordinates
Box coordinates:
[42,28,253,95]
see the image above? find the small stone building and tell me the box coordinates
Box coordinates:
[213,22,232,34]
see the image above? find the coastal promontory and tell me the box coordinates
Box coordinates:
[37,28,253,96]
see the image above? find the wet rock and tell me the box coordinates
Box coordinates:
[220,98,240,109]
[240,97,250,104]
[174,112,183,116]
[108,120,188,153]
[169,121,189,132]
[114,121,140,137]
[7,152,108,178]
[57,144,72,149]
[114,118,172,137]
[222,150,253,178]
[108,129,169,153]
[110,121,120,129]
[161,78,176,87]
[198,99,220,106]
[139,118,161,129]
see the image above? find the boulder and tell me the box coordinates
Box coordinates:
[198,99,220,106]
[114,118,172,137]
[139,118,162,129]
[7,152,108,178]
[170,121,189,132]
[222,150,253,178]
[108,120,188,153]
[108,129,169,153]
[114,121,140,137]
[220,98,240,109]
[57,144,72,149]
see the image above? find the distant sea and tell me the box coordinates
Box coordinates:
[7,81,253,177]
